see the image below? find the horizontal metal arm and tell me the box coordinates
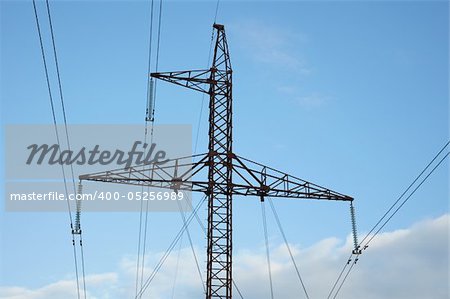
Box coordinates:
[79,153,210,192]
[231,154,353,201]
[151,69,212,94]
[79,152,353,202]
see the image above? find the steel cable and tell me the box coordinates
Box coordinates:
[261,201,275,299]
[328,141,449,298]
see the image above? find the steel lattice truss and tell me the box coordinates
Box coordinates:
[79,24,353,299]
[80,153,352,201]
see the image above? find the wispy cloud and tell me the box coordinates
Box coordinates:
[1,214,448,299]
[277,85,331,109]
[230,20,310,74]
[294,93,330,109]
[230,20,333,110]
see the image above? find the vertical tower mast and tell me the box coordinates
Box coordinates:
[206,23,233,299]
[146,23,235,298]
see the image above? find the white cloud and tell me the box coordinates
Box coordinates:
[1,214,448,299]
[0,273,118,299]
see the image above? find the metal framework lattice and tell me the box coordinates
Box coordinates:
[79,23,353,299]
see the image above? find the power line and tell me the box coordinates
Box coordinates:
[233,280,245,299]
[176,199,206,294]
[32,1,83,298]
[135,195,207,299]
[146,0,156,94]
[359,140,450,247]
[135,200,144,298]
[326,253,352,299]
[332,257,357,299]
[170,233,184,299]
[31,0,69,219]
[364,150,449,247]
[213,0,220,23]
[268,198,310,299]
[328,141,449,299]
[138,199,150,299]
[79,235,88,298]
[261,201,275,299]
[136,0,163,296]
[141,3,223,295]
[44,0,76,193]
[183,196,246,299]
[135,194,245,299]
[150,0,163,116]
[194,0,221,154]
[70,238,82,299]
[44,1,88,298]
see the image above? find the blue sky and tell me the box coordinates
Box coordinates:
[1,1,448,298]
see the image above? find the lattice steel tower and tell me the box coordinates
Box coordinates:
[80,24,354,299]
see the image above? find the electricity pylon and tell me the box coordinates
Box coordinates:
[80,23,354,299]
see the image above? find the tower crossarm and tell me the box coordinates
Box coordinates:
[79,152,353,201]
[150,69,213,94]
[79,153,210,193]
[231,154,353,201]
